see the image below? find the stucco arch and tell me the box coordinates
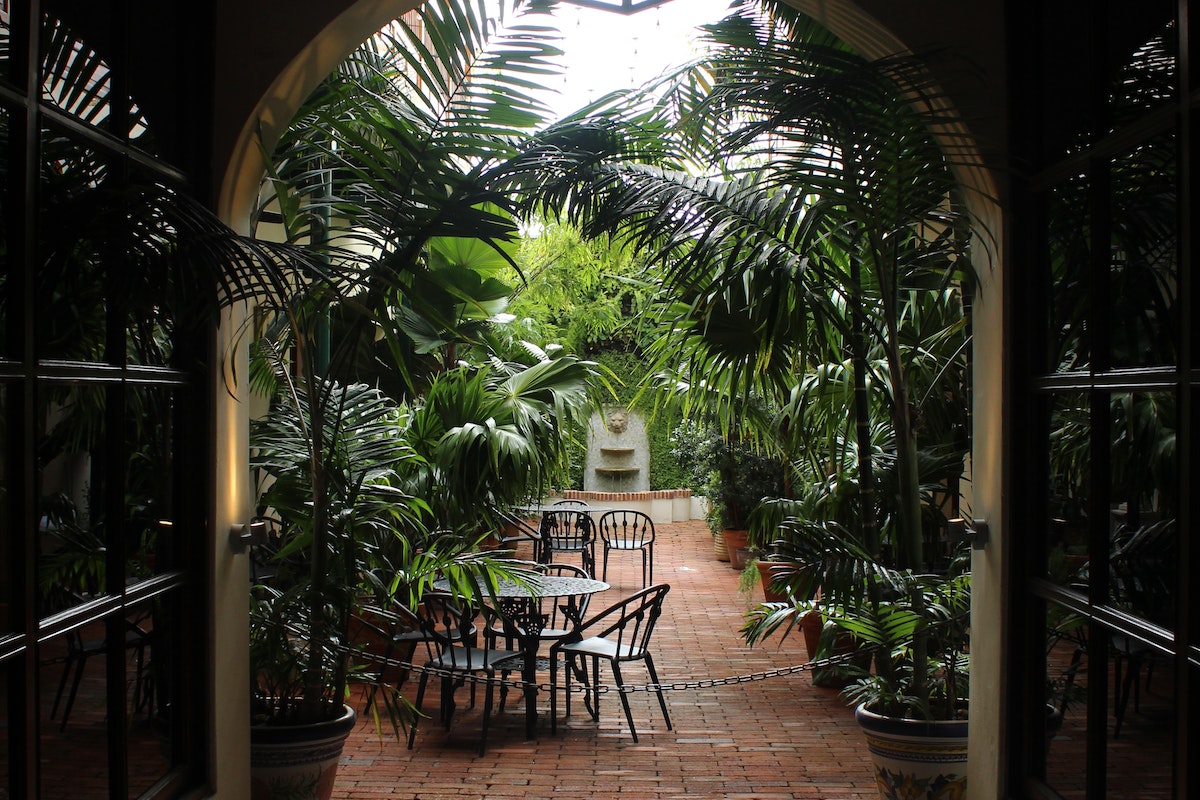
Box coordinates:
[217,0,1001,231]
[217,0,421,231]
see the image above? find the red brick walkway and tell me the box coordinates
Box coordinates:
[339,519,878,799]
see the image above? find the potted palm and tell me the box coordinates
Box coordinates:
[242,1,584,796]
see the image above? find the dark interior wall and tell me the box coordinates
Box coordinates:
[832,1,1010,180]
[211,0,357,202]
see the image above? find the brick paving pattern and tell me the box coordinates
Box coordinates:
[339,519,877,799]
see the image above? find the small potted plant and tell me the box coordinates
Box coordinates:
[695,430,786,570]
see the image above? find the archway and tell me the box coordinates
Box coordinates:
[213,2,1005,795]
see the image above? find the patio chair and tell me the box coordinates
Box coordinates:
[350,603,433,715]
[539,508,597,577]
[407,593,521,756]
[597,509,656,587]
[51,615,153,730]
[549,583,672,742]
[497,511,548,562]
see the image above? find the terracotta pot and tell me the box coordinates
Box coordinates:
[855,704,968,800]
[811,620,873,687]
[250,704,357,800]
[800,610,824,659]
[722,529,750,569]
[756,559,788,602]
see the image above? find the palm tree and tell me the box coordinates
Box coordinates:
[245,0,604,728]
[514,2,978,716]
[521,6,975,551]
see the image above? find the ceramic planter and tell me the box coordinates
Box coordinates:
[250,704,357,800]
[855,704,968,800]
[713,532,730,561]
[722,529,749,569]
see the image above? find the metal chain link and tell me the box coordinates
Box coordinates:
[353,645,874,697]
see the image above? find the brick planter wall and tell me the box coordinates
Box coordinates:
[558,488,700,524]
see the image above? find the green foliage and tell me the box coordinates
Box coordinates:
[742,514,972,721]
[646,410,687,490]
[399,351,596,532]
[246,0,583,729]
[671,418,786,531]
[507,221,661,356]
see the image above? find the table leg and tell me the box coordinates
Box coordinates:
[521,632,538,739]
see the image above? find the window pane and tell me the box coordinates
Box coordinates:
[0,382,10,636]
[127,386,174,580]
[1106,631,1174,795]
[1110,12,1177,129]
[39,384,108,605]
[1047,393,1091,586]
[0,10,10,84]
[128,599,170,798]
[1045,604,1088,795]
[39,626,111,799]
[39,11,153,144]
[1108,135,1177,369]
[1,102,8,358]
[37,131,112,363]
[1107,392,1176,625]
[1046,178,1091,373]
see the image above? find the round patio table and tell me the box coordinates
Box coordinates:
[433,574,609,739]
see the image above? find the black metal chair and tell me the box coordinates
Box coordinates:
[496,511,547,562]
[539,508,597,577]
[51,616,153,731]
[549,583,672,742]
[597,509,656,587]
[406,593,521,756]
[350,603,433,715]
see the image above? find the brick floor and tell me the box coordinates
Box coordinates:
[339,519,878,799]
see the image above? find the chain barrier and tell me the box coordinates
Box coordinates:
[351,643,876,697]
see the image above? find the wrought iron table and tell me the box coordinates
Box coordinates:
[434,574,610,738]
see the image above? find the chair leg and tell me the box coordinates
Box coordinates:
[550,653,560,734]
[51,655,76,719]
[407,671,429,749]
[479,673,494,756]
[59,654,90,731]
[132,644,149,715]
[644,653,671,731]
[611,661,638,743]
[584,656,601,721]
[602,547,610,581]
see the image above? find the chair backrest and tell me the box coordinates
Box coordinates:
[414,593,488,670]
[580,583,670,661]
[598,509,655,547]
[539,563,593,632]
[552,499,589,508]
[540,509,595,554]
